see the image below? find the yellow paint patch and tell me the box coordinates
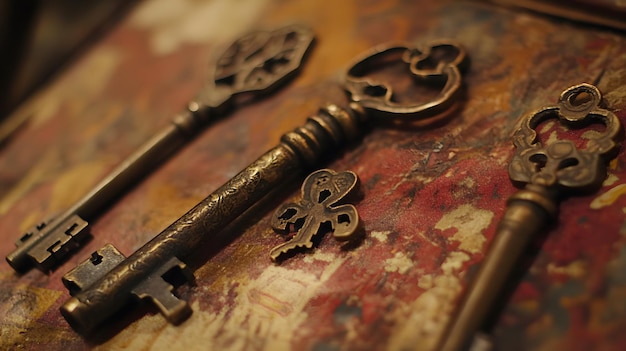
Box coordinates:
[384,252,414,274]
[539,121,555,134]
[0,285,61,323]
[590,184,626,209]
[603,174,619,186]
[0,285,66,349]
[546,130,559,145]
[435,204,494,254]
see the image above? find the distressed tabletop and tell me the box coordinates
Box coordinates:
[0,0,625,350]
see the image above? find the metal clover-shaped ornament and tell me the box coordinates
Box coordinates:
[270,169,360,262]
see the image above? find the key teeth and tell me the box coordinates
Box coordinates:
[7,215,90,273]
[62,243,127,295]
[270,240,313,262]
[131,257,194,325]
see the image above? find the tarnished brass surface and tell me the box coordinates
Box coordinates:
[6,24,314,273]
[436,83,624,351]
[60,41,468,333]
[270,169,360,261]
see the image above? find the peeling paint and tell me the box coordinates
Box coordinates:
[384,252,414,274]
[590,184,626,209]
[371,230,392,243]
[435,204,494,254]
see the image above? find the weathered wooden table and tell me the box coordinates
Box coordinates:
[1,1,625,350]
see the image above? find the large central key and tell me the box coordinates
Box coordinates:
[60,40,469,333]
[436,83,624,351]
[6,25,314,273]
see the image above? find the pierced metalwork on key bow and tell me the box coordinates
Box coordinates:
[270,169,360,262]
[197,24,314,111]
[509,83,623,192]
[344,40,468,120]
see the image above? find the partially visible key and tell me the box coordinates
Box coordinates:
[436,83,624,351]
[6,24,315,273]
[60,40,469,333]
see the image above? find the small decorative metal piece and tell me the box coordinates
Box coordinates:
[61,40,468,333]
[6,24,314,273]
[436,83,624,351]
[270,169,360,261]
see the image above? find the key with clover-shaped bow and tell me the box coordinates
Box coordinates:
[437,83,624,351]
[270,169,360,261]
[61,40,468,333]
[7,24,314,273]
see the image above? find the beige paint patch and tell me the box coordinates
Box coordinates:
[131,0,269,55]
[370,230,391,242]
[590,184,626,209]
[386,250,471,351]
[435,204,494,254]
[546,130,559,145]
[384,252,414,274]
[303,250,337,263]
[547,260,588,279]
[100,256,345,351]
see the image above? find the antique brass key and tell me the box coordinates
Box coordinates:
[6,25,314,273]
[436,84,624,351]
[61,40,468,333]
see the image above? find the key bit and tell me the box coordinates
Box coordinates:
[436,83,624,351]
[270,169,360,262]
[6,24,314,273]
[60,40,469,333]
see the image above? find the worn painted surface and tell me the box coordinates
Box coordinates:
[0,0,626,350]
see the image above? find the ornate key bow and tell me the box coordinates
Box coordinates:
[270,169,360,261]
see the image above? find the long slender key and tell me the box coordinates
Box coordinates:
[60,40,469,333]
[6,25,314,273]
[436,83,624,351]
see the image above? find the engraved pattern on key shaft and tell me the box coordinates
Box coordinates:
[61,105,363,333]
